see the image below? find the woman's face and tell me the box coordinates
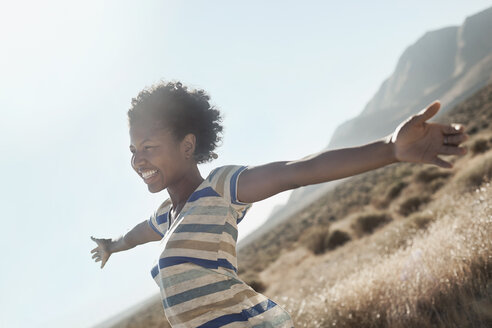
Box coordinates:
[129,124,190,193]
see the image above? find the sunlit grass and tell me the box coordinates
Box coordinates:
[266,182,492,328]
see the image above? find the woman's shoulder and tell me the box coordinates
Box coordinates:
[206,165,251,207]
[206,165,248,183]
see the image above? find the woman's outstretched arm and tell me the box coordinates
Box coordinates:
[90,219,162,269]
[237,100,469,204]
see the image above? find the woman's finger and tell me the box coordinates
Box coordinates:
[92,253,99,259]
[439,145,467,156]
[413,101,440,124]
[432,156,453,169]
[440,123,465,135]
[91,247,98,253]
[443,133,469,146]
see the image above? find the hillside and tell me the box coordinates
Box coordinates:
[100,80,492,328]
[240,5,492,244]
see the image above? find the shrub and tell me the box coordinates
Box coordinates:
[468,126,479,135]
[325,230,351,250]
[428,177,448,192]
[386,180,408,200]
[239,271,266,293]
[398,194,432,216]
[299,226,330,255]
[454,151,492,189]
[404,212,435,231]
[414,166,452,184]
[351,211,392,237]
[372,180,408,209]
[471,138,490,155]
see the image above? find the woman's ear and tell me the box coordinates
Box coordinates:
[181,133,197,159]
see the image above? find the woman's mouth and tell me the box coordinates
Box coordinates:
[141,169,159,183]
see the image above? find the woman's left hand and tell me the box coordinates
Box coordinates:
[390,100,469,168]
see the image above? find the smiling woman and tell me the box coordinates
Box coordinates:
[90,80,468,328]
[91,81,296,327]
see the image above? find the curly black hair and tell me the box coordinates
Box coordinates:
[127,81,223,164]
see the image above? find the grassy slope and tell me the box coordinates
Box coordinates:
[252,83,492,327]
[106,83,492,328]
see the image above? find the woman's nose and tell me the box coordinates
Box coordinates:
[131,151,146,169]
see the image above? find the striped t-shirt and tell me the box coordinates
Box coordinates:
[148,165,294,328]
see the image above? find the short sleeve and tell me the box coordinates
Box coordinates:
[207,165,253,224]
[147,200,171,238]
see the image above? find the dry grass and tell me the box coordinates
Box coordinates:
[471,138,490,155]
[238,270,267,293]
[414,166,452,184]
[299,226,331,255]
[110,295,172,328]
[298,227,352,255]
[238,161,418,274]
[351,211,393,237]
[373,181,408,209]
[453,150,492,190]
[398,194,432,216]
[325,230,351,251]
[266,183,492,328]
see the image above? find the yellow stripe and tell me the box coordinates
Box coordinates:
[215,166,235,197]
[166,239,220,252]
[219,240,236,256]
[168,289,258,325]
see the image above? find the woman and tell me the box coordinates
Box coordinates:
[90,81,468,327]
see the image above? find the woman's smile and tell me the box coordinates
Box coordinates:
[141,169,159,182]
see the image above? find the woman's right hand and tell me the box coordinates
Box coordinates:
[90,236,113,269]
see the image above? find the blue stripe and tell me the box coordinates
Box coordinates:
[218,258,237,272]
[175,223,223,234]
[151,264,159,279]
[196,299,277,327]
[160,269,212,289]
[156,212,168,225]
[197,313,246,328]
[163,279,242,309]
[236,206,250,225]
[243,299,276,318]
[188,186,220,202]
[187,205,229,216]
[224,222,238,241]
[230,166,248,205]
[148,218,164,237]
[158,256,237,272]
[159,256,218,270]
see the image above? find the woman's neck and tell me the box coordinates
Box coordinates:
[167,165,204,216]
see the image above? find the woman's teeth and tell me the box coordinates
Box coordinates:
[142,170,158,179]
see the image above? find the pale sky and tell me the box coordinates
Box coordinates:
[1,1,490,327]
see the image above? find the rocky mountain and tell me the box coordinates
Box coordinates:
[239,5,492,249]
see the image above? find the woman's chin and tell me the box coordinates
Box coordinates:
[148,184,164,193]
